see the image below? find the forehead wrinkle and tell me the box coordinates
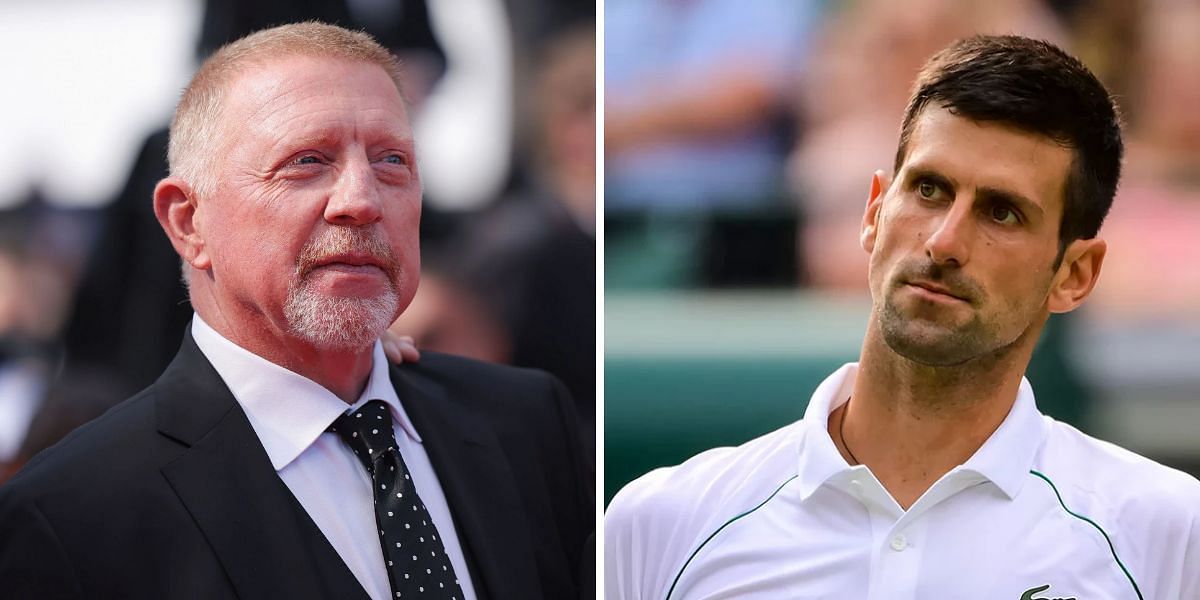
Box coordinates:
[241,102,412,163]
[228,58,406,129]
[257,120,414,161]
[353,109,415,146]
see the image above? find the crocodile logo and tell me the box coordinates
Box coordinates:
[1020,584,1076,600]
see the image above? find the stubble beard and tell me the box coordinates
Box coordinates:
[878,294,998,367]
[877,260,1001,367]
[283,227,403,352]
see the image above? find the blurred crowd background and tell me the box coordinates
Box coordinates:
[0,0,595,482]
[606,0,1200,501]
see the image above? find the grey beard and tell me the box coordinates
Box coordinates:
[283,282,399,352]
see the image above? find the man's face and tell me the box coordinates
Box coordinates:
[862,106,1073,366]
[199,56,421,350]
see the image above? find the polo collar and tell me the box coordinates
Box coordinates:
[955,376,1046,499]
[795,363,859,501]
[190,314,422,472]
[795,362,1048,502]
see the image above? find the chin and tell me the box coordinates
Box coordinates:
[879,304,995,367]
[284,289,399,352]
[885,335,979,367]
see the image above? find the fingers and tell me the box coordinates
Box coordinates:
[397,335,420,363]
[382,333,421,364]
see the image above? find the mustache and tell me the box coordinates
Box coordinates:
[896,259,982,303]
[295,227,400,282]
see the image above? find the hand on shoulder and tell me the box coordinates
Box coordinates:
[381,331,420,364]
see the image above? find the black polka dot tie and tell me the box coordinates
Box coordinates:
[330,400,465,599]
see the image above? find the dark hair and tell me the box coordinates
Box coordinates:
[894,35,1123,252]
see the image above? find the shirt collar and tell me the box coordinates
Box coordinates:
[190,314,422,472]
[795,362,1048,502]
[955,376,1046,499]
[795,363,859,501]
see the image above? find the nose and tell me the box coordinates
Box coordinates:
[924,197,973,266]
[324,156,383,226]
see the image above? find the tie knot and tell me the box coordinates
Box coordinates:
[329,400,398,472]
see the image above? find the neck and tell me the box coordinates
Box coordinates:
[838,319,1040,509]
[196,301,374,404]
[266,341,375,404]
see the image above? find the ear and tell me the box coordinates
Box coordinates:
[860,170,891,253]
[1047,237,1105,313]
[153,177,211,271]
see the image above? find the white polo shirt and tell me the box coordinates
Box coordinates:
[605,364,1200,600]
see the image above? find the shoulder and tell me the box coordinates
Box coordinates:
[604,421,803,594]
[2,334,229,516]
[1036,418,1200,518]
[397,351,563,398]
[390,349,589,475]
[609,422,801,522]
[5,385,166,497]
[392,352,593,591]
[1033,419,1200,592]
[392,352,575,429]
[399,352,584,432]
[0,382,183,573]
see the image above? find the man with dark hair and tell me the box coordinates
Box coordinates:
[894,35,1123,258]
[606,35,1200,599]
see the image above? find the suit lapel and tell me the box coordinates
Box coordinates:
[391,365,542,600]
[155,333,370,600]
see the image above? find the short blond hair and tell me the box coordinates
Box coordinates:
[168,21,405,199]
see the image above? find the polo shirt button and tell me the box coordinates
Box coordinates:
[889,534,908,551]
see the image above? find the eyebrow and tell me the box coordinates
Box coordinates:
[266,131,341,156]
[977,186,1044,222]
[905,166,1045,222]
[905,167,955,193]
[269,129,416,156]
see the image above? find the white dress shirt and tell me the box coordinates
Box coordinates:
[191,315,478,600]
[605,363,1200,600]
[0,359,45,462]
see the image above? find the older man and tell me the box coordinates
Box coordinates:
[0,23,591,600]
[606,36,1200,599]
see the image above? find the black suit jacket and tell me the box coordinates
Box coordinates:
[0,333,593,599]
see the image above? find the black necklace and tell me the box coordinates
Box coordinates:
[840,396,860,465]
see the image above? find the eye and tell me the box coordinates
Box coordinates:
[990,203,1020,225]
[917,179,939,199]
[379,154,407,166]
[292,154,323,166]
